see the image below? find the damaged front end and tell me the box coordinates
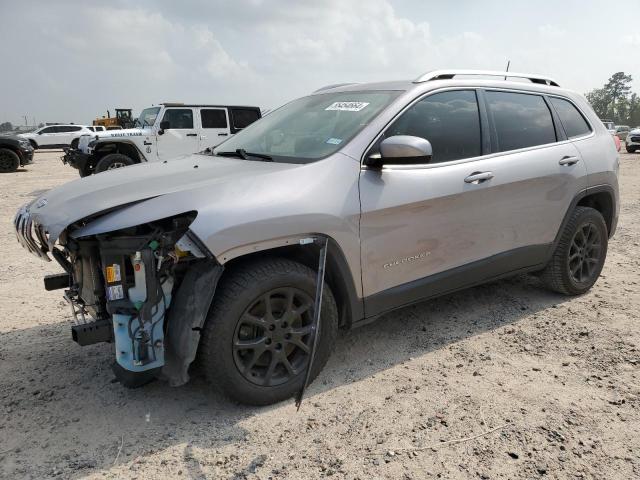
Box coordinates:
[15,206,223,388]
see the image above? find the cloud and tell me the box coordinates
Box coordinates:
[1,0,635,124]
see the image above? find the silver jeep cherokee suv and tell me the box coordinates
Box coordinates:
[14,70,619,405]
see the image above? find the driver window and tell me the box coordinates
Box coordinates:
[383,90,482,163]
[162,109,194,129]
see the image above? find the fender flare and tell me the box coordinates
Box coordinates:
[92,138,148,162]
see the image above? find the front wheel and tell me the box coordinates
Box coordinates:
[199,258,338,405]
[0,148,20,173]
[94,153,134,173]
[626,146,636,153]
[540,207,608,295]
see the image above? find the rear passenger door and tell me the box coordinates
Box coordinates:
[479,89,588,258]
[199,108,230,150]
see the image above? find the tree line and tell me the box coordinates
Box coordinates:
[586,72,640,127]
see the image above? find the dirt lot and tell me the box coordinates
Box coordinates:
[0,150,638,480]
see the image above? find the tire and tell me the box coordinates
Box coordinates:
[29,140,38,149]
[626,146,636,153]
[94,153,134,173]
[70,138,79,149]
[540,206,608,295]
[0,148,20,173]
[199,257,338,405]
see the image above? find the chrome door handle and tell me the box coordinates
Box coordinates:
[559,156,580,166]
[464,171,494,184]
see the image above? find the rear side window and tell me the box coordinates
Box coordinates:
[230,108,261,130]
[162,109,194,129]
[40,127,56,134]
[486,91,556,152]
[385,90,482,163]
[201,109,228,128]
[549,97,592,139]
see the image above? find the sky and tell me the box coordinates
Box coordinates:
[1,0,638,126]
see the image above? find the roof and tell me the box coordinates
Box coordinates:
[159,103,261,109]
[313,70,569,96]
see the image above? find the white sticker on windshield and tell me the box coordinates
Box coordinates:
[326,138,342,145]
[325,101,369,112]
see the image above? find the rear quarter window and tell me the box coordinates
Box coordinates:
[230,108,261,130]
[549,97,592,139]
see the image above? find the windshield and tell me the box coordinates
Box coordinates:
[136,107,161,128]
[214,90,402,163]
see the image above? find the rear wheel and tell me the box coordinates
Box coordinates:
[70,138,79,149]
[94,153,134,173]
[626,146,636,153]
[0,148,20,173]
[199,258,338,405]
[540,207,607,295]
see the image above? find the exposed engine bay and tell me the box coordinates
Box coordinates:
[39,212,223,387]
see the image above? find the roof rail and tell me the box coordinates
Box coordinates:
[313,83,359,93]
[413,69,560,87]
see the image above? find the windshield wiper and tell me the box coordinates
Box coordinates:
[216,148,273,162]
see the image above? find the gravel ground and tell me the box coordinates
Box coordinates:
[0,150,638,479]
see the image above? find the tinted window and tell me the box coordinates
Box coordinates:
[385,90,481,163]
[486,91,556,151]
[201,109,227,128]
[87,127,95,132]
[162,109,194,129]
[40,127,56,134]
[549,97,592,139]
[56,125,82,132]
[230,108,261,129]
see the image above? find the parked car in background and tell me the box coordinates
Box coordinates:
[19,124,94,149]
[86,126,106,133]
[625,127,640,152]
[615,125,629,141]
[601,119,616,134]
[15,70,618,405]
[63,103,262,176]
[0,135,34,172]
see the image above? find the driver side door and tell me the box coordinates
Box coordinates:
[156,108,199,160]
[359,89,493,311]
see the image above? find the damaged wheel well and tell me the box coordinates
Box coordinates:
[219,240,363,329]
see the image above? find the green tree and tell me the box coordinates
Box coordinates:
[585,88,611,119]
[0,121,13,132]
[604,72,632,123]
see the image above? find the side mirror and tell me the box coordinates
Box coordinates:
[158,120,170,135]
[365,135,432,168]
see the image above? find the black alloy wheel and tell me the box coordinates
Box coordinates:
[568,222,602,284]
[233,287,314,387]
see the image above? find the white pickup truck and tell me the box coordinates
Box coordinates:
[64,103,262,176]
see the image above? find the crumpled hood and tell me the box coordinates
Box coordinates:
[26,154,297,247]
